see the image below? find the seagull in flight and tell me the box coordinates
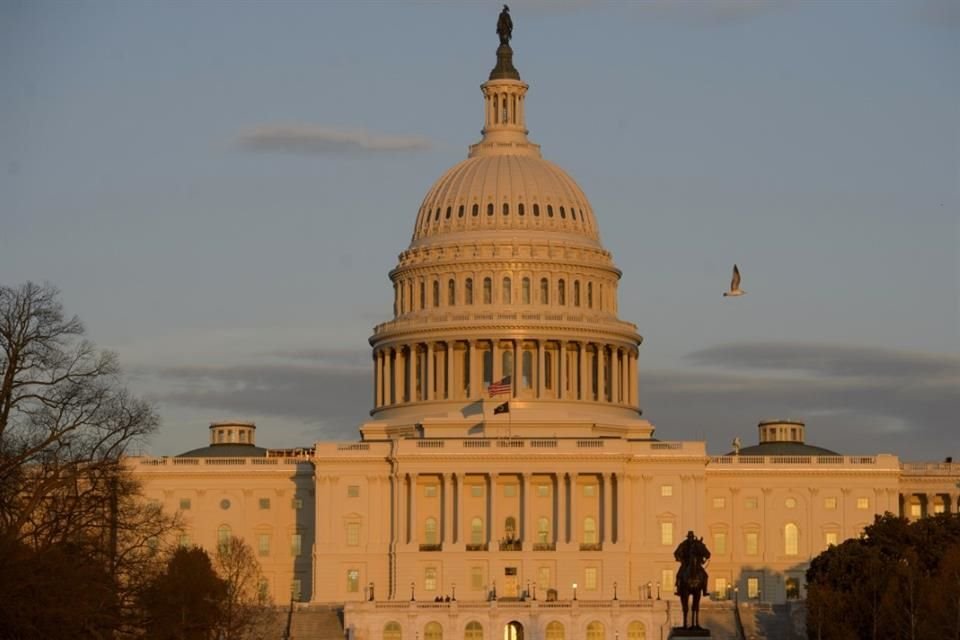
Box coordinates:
[723,264,746,297]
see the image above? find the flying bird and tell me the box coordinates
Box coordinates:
[723,264,745,297]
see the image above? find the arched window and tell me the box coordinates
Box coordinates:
[540,278,549,304]
[502,203,509,216]
[448,279,456,306]
[574,281,581,307]
[434,208,440,222]
[583,517,597,544]
[425,517,438,544]
[501,97,507,124]
[785,523,799,556]
[533,204,541,217]
[627,621,646,640]
[522,351,533,388]
[505,516,517,539]
[483,278,492,304]
[465,621,483,640]
[559,206,566,219]
[487,203,494,216]
[471,518,484,545]
[518,203,525,216]
[587,282,593,308]
[586,621,605,640]
[558,279,566,305]
[502,277,512,304]
[537,517,550,543]
[547,205,554,217]
[458,205,465,218]
[432,281,440,307]
[218,524,232,548]
[445,207,452,220]
[383,622,402,640]
[472,203,479,217]
[465,279,473,305]
[522,278,531,304]
[425,622,443,640]
[546,622,565,640]
[571,209,577,221]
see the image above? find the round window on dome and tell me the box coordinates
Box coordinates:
[434,208,440,222]
[445,207,451,219]
[220,499,231,510]
[571,209,577,220]
[502,203,509,216]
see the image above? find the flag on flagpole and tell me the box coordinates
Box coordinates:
[487,376,511,397]
[493,401,509,415]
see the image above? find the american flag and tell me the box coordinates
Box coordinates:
[487,376,512,397]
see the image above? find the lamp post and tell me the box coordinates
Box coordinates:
[656,581,661,600]
[368,582,375,602]
[410,581,415,602]
[734,585,739,604]
[532,583,536,600]
[613,581,618,600]
[646,581,652,600]
[452,582,456,601]
[573,583,578,601]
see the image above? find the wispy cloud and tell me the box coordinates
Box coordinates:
[235,125,433,154]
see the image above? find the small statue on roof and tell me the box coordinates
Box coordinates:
[497,5,513,45]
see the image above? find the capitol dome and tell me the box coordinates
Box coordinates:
[363,26,650,440]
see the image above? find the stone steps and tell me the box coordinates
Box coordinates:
[288,605,344,640]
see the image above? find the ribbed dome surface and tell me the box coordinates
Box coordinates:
[412,154,600,244]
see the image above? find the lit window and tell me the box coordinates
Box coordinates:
[424,518,438,544]
[384,622,402,640]
[712,497,725,509]
[583,517,597,544]
[504,484,517,498]
[291,497,303,509]
[259,497,271,510]
[785,497,797,509]
[465,621,483,640]
[471,518,484,545]
[537,485,550,497]
[179,498,191,510]
[661,569,674,593]
[424,567,438,591]
[627,621,645,640]
[747,577,759,599]
[424,485,438,498]
[425,622,443,640]
[347,523,360,546]
[546,622,564,640]
[661,522,673,545]
[504,517,517,538]
[745,497,758,509]
[538,566,551,590]
[291,579,302,601]
[586,622,604,640]
[178,533,190,547]
[584,567,598,590]
[661,485,673,497]
[825,532,838,546]
[471,485,483,498]
[347,569,360,592]
[823,497,837,510]
[745,532,759,555]
[291,533,302,557]
[910,502,921,517]
[934,501,945,514]
[583,484,596,497]
[786,577,800,599]
[785,523,799,556]
[715,577,728,599]
[471,566,484,590]
[258,533,270,557]
[218,525,232,547]
[537,517,550,544]
[347,485,360,498]
[713,531,727,554]
[856,497,870,510]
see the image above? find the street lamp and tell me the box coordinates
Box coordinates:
[656,581,661,600]
[613,581,618,600]
[734,585,739,604]
[646,581,652,600]
[368,581,375,602]
[410,581,415,602]
[452,582,456,601]
[573,583,578,601]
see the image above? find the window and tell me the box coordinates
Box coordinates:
[546,622,564,640]
[471,518,484,544]
[465,622,483,640]
[179,498,191,510]
[384,621,402,640]
[291,497,303,509]
[471,566,484,590]
[424,484,438,498]
[745,532,759,555]
[471,485,483,498]
[547,205,554,217]
[522,277,531,304]
[785,523,799,555]
[583,517,597,543]
[747,577,760,599]
[745,497,758,509]
[712,497,725,509]
[347,523,360,546]
[661,522,673,545]
[934,501,946,514]
[583,484,596,497]
[502,277,512,304]
[419,282,425,309]
[291,579,302,601]
[559,206,566,219]
[487,203,494,216]
[448,279,456,305]
[537,484,550,497]
[504,516,517,538]
[424,567,438,591]
[259,497,271,509]
[856,497,870,510]
[558,279,566,305]
[627,621,646,640]
[661,485,673,497]
[347,485,360,498]
[347,569,360,592]
[574,281,581,306]
[584,567,598,590]
[258,533,270,557]
[424,518,438,544]
[533,204,541,217]
[472,203,479,217]
[823,497,837,510]
[713,531,727,554]
[586,622,604,640]
[715,577,728,599]
[522,351,533,388]
[483,277,492,304]
[291,533,302,557]
[537,517,550,543]
[910,502,922,517]
[218,525,232,547]
[257,577,269,602]
[179,533,191,547]
[503,203,509,216]
[518,203,525,216]
[540,278,549,304]
[445,206,451,220]
[504,484,517,498]
[786,577,800,600]
[465,278,473,304]
[825,532,838,546]
[432,281,440,307]
[458,204,465,218]
[660,569,674,594]
[587,282,593,308]
[424,622,443,640]
[538,566,551,589]
[220,498,231,510]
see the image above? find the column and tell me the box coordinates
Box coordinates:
[537,340,546,399]
[426,342,435,401]
[603,473,613,544]
[443,473,454,544]
[559,340,567,400]
[521,472,531,543]
[493,340,502,387]
[563,473,571,543]
[452,473,460,543]
[926,493,938,517]
[511,339,518,397]
[578,342,587,401]
[629,351,638,406]
[446,341,455,400]
[597,345,606,402]
[486,473,494,545]
[393,348,403,405]
[552,474,560,544]
[468,340,478,399]
[410,474,418,544]
[614,473,623,545]
[374,351,383,407]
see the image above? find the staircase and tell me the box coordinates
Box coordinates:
[288,605,345,640]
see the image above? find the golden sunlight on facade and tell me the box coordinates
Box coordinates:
[131,14,960,640]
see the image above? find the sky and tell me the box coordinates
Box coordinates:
[2,0,958,460]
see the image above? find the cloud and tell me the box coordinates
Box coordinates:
[511,0,782,23]
[644,343,959,460]
[235,125,432,154]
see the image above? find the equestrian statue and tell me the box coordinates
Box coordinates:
[674,530,711,630]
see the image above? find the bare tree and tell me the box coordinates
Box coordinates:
[215,536,279,640]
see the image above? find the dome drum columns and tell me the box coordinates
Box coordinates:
[372,338,638,412]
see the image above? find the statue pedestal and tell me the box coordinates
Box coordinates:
[669,628,711,639]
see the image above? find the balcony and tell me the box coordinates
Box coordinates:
[533,542,556,551]
[579,543,603,551]
[465,543,489,552]
[499,540,523,552]
[419,543,442,552]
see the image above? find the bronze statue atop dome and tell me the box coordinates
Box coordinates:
[497,5,513,45]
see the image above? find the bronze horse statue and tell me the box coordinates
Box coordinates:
[674,531,710,630]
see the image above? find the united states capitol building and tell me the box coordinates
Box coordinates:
[132,14,960,640]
